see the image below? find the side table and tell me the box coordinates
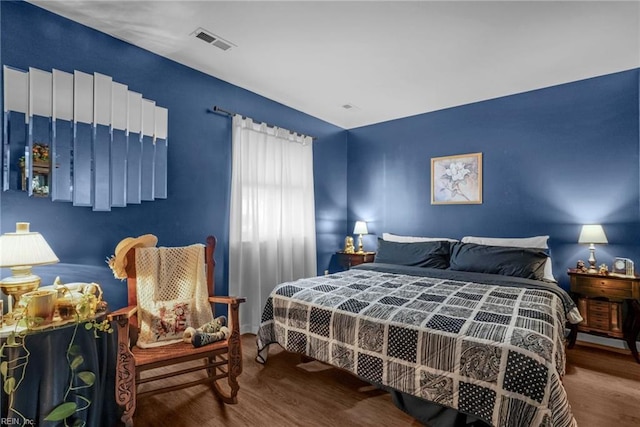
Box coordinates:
[335,251,376,270]
[567,269,640,363]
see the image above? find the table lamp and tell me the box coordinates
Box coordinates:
[0,222,59,314]
[578,224,608,273]
[353,221,368,254]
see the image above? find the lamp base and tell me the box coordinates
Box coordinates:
[356,234,364,254]
[0,267,41,311]
[587,245,598,274]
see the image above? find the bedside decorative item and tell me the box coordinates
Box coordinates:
[353,221,369,254]
[0,222,59,322]
[22,288,57,327]
[612,257,634,277]
[598,264,609,275]
[577,224,608,273]
[576,260,588,273]
[343,236,355,254]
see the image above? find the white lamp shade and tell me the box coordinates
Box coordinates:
[353,221,368,235]
[578,224,608,244]
[0,222,59,267]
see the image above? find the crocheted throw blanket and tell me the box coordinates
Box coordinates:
[136,244,213,348]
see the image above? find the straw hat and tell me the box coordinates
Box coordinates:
[106,234,158,279]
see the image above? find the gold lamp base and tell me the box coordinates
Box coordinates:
[1,266,41,325]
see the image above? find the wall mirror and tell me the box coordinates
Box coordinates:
[2,65,169,210]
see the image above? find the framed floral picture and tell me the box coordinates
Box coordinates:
[431,152,482,204]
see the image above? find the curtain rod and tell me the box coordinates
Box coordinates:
[212,105,316,140]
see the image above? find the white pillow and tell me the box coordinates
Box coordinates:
[461,235,555,282]
[383,232,458,243]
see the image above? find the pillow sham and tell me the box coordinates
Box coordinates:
[461,235,556,282]
[375,238,451,269]
[449,242,548,281]
[382,232,458,243]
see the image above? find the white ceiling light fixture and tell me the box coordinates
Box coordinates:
[191,27,235,52]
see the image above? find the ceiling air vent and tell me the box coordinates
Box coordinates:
[212,39,232,51]
[195,31,215,44]
[192,27,236,51]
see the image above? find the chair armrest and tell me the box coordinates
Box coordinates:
[208,296,246,305]
[107,304,138,322]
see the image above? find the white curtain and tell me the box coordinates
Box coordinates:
[229,115,317,333]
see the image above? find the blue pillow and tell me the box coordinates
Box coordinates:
[375,238,450,269]
[448,242,547,281]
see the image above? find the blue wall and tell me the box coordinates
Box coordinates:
[347,69,640,289]
[2,1,638,303]
[0,1,347,308]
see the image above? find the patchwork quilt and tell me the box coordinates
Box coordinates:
[256,264,578,427]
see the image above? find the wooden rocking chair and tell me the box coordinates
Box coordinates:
[107,236,245,427]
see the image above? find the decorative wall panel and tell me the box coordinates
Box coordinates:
[52,69,74,202]
[73,70,94,207]
[93,72,112,211]
[126,91,142,205]
[2,66,29,191]
[154,106,168,199]
[111,82,128,207]
[140,98,155,201]
[1,65,169,208]
[28,68,52,197]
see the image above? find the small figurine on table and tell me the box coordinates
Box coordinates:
[576,260,588,273]
[598,263,609,275]
[344,236,355,254]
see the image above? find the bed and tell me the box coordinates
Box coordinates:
[256,236,582,427]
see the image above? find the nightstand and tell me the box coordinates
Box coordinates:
[567,269,640,363]
[336,251,375,270]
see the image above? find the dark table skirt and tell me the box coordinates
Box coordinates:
[1,321,119,427]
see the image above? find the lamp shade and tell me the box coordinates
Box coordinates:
[578,224,608,244]
[0,222,59,267]
[353,221,368,235]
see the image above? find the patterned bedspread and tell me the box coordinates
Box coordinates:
[256,264,578,427]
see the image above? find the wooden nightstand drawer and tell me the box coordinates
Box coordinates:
[571,276,633,290]
[335,252,376,270]
[576,286,633,299]
[589,318,611,330]
[586,278,632,290]
[588,312,609,323]
[588,300,609,310]
[570,274,635,298]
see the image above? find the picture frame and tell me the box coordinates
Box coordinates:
[431,152,482,205]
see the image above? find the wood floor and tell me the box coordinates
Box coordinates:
[563,342,640,427]
[130,334,640,427]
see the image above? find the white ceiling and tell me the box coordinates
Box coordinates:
[29,1,640,129]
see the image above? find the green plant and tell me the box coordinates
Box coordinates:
[0,292,113,426]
